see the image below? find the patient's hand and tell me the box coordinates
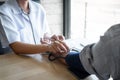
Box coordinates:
[50,40,70,54]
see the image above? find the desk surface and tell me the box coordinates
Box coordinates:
[0,52,77,80]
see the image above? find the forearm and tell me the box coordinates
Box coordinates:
[10,42,49,54]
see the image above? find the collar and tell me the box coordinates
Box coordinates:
[8,0,36,14]
[8,0,22,14]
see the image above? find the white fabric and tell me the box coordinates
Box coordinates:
[0,0,50,48]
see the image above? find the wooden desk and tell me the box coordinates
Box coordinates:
[0,52,77,80]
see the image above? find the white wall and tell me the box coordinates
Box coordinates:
[41,0,63,35]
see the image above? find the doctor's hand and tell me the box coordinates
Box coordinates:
[41,34,65,44]
[50,34,65,42]
[40,33,51,44]
[48,40,70,56]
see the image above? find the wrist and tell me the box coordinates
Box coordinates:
[46,44,52,53]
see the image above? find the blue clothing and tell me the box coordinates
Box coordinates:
[0,0,50,48]
[65,51,90,79]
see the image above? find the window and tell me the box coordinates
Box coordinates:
[70,0,120,43]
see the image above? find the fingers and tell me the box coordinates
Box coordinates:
[51,35,59,41]
[40,33,52,44]
[49,40,69,55]
[58,35,65,41]
[58,40,70,52]
[50,34,65,41]
[40,38,51,44]
[45,34,68,55]
[54,41,67,53]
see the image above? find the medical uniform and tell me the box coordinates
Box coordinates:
[0,0,50,48]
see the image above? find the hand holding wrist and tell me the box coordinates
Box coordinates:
[46,40,69,55]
